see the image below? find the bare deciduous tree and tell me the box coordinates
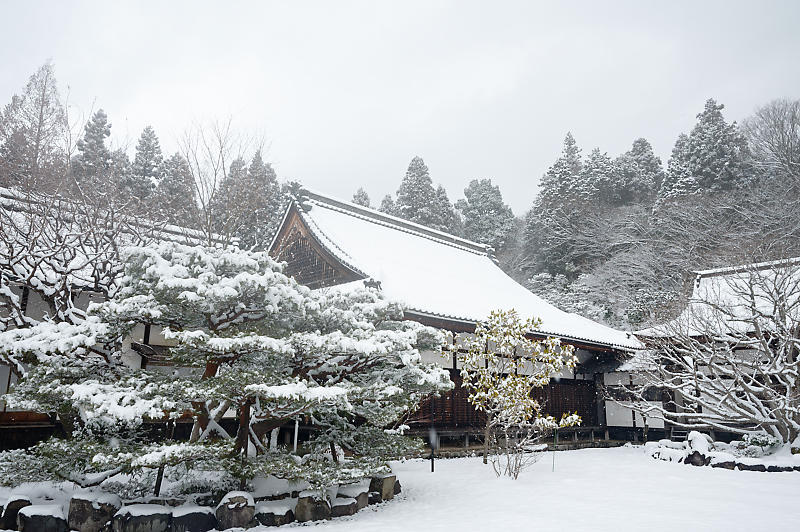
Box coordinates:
[743,98,800,179]
[177,118,260,246]
[629,259,800,444]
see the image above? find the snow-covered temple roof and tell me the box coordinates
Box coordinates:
[274,189,641,351]
[636,257,800,338]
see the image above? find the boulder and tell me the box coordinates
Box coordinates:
[17,504,68,532]
[737,462,767,472]
[330,497,358,518]
[112,504,171,532]
[215,491,255,530]
[369,475,396,502]
[337,484,369,511]
[394,479,402,495]
[368,491,382,505]
[294,494,330,522]
[766,465,794,473]
[170,506,216,532]
[2,494,31,530]
[685,450,709,467]
[69,492,122,532]
[255,499,296,526]
[711,461,736,470]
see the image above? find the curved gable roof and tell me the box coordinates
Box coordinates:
[292,189,641,351]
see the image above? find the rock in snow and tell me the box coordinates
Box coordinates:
[112,504,171,532]
[170,505,217,532]
[369,475,396,502]
[69,492,122,532]
[17,504,67,532]
[2,494,31,530]
[254,499,296,526]
[295,495,330,522]
[215,491,255,529]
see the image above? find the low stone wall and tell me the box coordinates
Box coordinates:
[1,474,402,531]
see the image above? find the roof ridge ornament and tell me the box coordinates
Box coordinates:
[287,181,312,212]
[363,278,382,290]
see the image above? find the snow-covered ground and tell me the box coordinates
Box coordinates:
[275,446,800,531]
[4,446,798,531]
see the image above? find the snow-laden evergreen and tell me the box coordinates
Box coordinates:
[455,178,515,251]
[154,153,198,226]
[0,242,452,491]
[71,109,113,191]
[351,187,370,207]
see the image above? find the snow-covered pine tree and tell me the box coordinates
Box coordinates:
[154,153,199,226]
[660,100,750,200]
[0,62,68,191]
[0,242,452,491]
[536,132,583,209]
[378,194,397,215]
[119,126,162,204]
[686,99,751,192]
[72,109,113,195]
[395,156,440,228]
[523,133,584,275]
[455,178,515,250]
[211,151,285,249]
[610,153,654,206]
[626,138,664,197]
[579,148,612,205]
[432,184,461,235]
[660,133,699,200]
[352,187,370,207]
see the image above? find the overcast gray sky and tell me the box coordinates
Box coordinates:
[2,0,798,213]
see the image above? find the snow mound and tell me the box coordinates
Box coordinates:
[19,504,64,518]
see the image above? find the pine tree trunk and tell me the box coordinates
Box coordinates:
[153,421,175,496]
[235,399,252,491]
[330,441,338,463]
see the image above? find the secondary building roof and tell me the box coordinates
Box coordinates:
[271,189,641,351]
[636,256,800,338]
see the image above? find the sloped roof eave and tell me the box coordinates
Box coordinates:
[291,190,641,352]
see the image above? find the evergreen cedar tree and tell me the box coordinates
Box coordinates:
[456,178,515,251]
[0,242,452,489]
[352,187,370,208]
[381,156,462,235]
[211,150,286,250]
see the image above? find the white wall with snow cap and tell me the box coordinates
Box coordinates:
[605,400,664,428]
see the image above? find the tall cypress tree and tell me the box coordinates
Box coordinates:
[456,178,515,250]
[536,133,583,210]
[686,99,750,192]
[212,151,285,249]
[627,138,664,196]
[432,184,461,235]
[395,156,439,227]
[72,109,112,194]
[660,133,698,199]
[154,153,198,226]
[379,194,397,215]
[352,187,370,207]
